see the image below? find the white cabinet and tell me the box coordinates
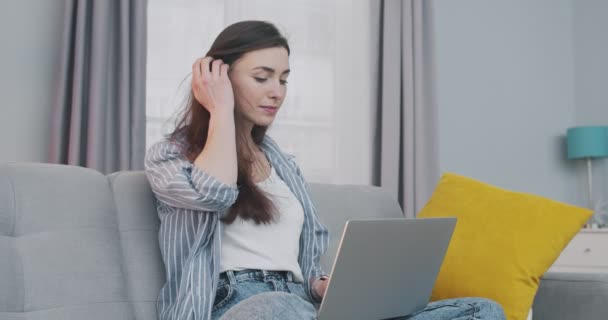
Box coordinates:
[549,229,608,273]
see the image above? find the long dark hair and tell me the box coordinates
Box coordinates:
[169,21,290,225]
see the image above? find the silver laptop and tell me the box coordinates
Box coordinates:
[317,217,457,320]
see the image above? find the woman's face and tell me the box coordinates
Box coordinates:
[228,47,290,128]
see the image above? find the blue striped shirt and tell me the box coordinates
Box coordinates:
[144,135,329,320]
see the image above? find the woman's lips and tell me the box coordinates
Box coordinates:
[259,106,278,114]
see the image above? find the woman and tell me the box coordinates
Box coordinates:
[145,20,505,320]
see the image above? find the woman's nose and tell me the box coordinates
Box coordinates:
[268,80,283,99]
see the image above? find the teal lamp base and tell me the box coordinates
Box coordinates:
[585,158,597,229]
[566,126,608,229]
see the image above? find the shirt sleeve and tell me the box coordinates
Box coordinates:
[286,154,330,304]
[144,139,239,213]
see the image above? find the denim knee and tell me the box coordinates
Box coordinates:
[253,291,304,307]
[219,292,316,320]
[471,298,506,319]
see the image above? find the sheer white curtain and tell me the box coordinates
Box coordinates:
[146,0,379,184]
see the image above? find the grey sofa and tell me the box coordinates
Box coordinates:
[1,163,607,320]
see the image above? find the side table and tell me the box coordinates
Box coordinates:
[534,228,608,320]
[549,228,608,273]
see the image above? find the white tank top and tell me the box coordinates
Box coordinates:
[219,165,305,282]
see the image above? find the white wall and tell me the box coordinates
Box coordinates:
[573,0,608,206]
[0,0,65,163]
[434,0,582,205]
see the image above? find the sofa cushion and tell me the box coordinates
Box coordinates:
[535,272,608,320]
[0,163,133,319]
[418,173,592,320]
[307,183,404,271]
[108,171,165,319]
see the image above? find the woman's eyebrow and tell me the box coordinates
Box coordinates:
[252,66,290,75]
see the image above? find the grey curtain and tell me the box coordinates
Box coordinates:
[49,0,147,174]
[375,0,439,217]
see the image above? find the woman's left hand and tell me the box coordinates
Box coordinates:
[312,276,330,300]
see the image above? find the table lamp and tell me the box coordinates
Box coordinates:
[567,126,608,226]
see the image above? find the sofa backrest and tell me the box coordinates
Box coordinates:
[0,163,403,319]
[306,183,405,270]
[0,163,143,320]
[108,171,165,320]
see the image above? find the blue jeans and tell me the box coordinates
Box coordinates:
[211,269,505,320]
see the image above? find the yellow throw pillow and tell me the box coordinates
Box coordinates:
[418,173,592,320]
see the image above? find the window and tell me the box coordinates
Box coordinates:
[146,0,377,184]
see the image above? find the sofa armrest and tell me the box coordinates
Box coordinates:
[533,272,608,320]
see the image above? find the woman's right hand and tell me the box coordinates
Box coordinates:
[191,57,234,115]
